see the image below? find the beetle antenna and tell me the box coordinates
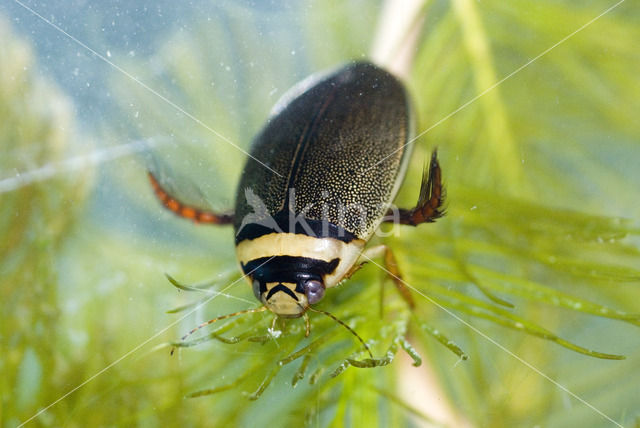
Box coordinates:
[171,306,268,355]
[302,312,311,337]
[308,307,373,359]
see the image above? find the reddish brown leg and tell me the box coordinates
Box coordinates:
[383,246,415,308]
[359,245,415,310]
[384,149,445,226]
[343,260,367,280]
[148,172,234,225]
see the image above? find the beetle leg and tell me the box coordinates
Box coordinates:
[148,172,234,225]
[343,260,367,280]
[358,245,415,309]
[384,149,445,226]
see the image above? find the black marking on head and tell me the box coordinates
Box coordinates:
[266,283,299,302]
[242,256,340,284]
[235,210,357,244]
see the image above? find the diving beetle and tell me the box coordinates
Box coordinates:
[149,61,445,346]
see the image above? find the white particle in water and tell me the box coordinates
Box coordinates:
[268,328,282,338]
[106,50,111,58]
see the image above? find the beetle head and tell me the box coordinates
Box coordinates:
[252,277,325,318]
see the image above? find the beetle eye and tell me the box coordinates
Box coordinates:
[252,279,262,300]
[304,279,325,305]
